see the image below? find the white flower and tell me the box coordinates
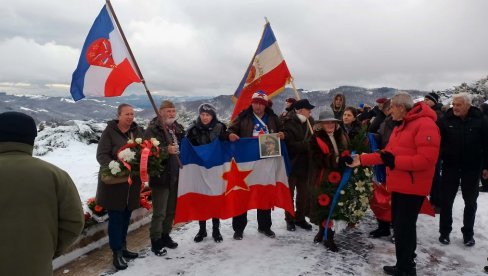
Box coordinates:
[354,168,358,174]
[364,168,371,177]
[118,148,136,162]
[338,202,344,206]
[127,139,134,144]
[135,138,143,144]
[150,138,160,147]
[340,190,345,195]
[108,160,121,175]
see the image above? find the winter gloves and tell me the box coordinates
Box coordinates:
[380,151,395,170]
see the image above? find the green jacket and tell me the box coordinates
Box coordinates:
[0,142,84,276]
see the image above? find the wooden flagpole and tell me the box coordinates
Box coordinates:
[105,0,182,167]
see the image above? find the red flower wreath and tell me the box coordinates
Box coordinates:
[318,194,330,206]
[328,171,342,185]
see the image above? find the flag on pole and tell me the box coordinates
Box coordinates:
[231,21,292,120]
[70,5,141,101]
[174,137,294,223]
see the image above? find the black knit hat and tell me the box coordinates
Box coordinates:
[198,103,217,118]
[425,92,439,104]
[0,112,37,145]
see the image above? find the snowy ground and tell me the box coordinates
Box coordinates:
[39,144,488,275]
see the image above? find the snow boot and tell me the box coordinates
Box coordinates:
[112,250,128,270]
[122,243,138,259]
[194,228,207,243]
[212,228,223,243]
[233,231,243,240]
[313,226,324,243]
[438,233,450,245]
[323,228,338,252]
[295,220,313,230]
[369,220,391,238]
[161,233,178,249]
[151,239,167,256]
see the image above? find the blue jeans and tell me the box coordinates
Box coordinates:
[107,208,132,251]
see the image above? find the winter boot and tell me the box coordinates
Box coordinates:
[212,228,223,243]
[122,243,139,259]
[369,220,391,238]
[194,228,207,243]
[313,227,325,243]
[161,233,178,249]
[295,220,313,231]
[151,239,167,256]
[112,250,128,270]
[323,228,338,252]
[286,221,296,231]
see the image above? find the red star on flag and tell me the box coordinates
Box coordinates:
[222,158,252,195]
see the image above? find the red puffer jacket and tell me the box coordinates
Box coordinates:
[360,102,440,196]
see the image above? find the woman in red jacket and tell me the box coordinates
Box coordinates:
[349,92,440,276]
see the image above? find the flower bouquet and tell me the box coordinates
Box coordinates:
[313,127,374,226]
[87,197,108,222]
[100,138,168,185]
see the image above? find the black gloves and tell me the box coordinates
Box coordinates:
[380,151,395,170]
[339,156,354,168]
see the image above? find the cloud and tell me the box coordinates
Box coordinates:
[0,0,487,97]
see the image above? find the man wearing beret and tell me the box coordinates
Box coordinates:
[227,90,285,240]
[0,112,84,276]
[282,99,315,231]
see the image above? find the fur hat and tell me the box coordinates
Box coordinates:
[159,100,175,109]
[376,97,388,104]
[198,103,217,118]
[424,93,439,104]
[251,90,269,106]
[0,112,37,145]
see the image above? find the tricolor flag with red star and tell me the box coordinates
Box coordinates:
[231,21,292,120]
[70,5,141,101]
[174,137,294,223]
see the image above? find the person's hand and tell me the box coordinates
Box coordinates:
[482,169,488,180]
[380,151,395,169]
[277,131,285,140]
[168,144,178,155]
[339,156,354,167]
[347,155,361,167]
[229,133,240,142]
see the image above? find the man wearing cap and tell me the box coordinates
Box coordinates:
[145,100,185,255]
[227,90,285,240]
[437,93,488,247]
[283,99,315,231]
[0,112,84,275]
[357,97,387,123]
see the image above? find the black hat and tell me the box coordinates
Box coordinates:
[0,112,37,145]
[425,92,439,104]
[198,103,217,118]
[292,99,315,110]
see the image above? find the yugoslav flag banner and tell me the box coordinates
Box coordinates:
[231,22,292,119]
[70,5,141,101]
[174,137,294,223]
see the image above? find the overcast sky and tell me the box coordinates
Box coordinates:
[0,0,487,97]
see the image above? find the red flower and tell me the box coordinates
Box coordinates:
[87,197,95,205]
[328,171,342,184]
[341,150,351,157]
[94,205,103,213]
[318,194,330,206]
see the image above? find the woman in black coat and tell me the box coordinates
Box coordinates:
[186,103,227,243]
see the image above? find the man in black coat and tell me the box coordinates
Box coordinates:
[438,93,488,247]
[283,99,315,231]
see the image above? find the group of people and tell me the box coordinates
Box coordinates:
[1,88,487,275]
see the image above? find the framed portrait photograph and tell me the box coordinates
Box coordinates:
[259,133,281,158]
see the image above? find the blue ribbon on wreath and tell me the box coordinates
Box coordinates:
[367,132,386,184]
[323,151,355,241]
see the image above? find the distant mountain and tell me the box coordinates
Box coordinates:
[0,86,428,127]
